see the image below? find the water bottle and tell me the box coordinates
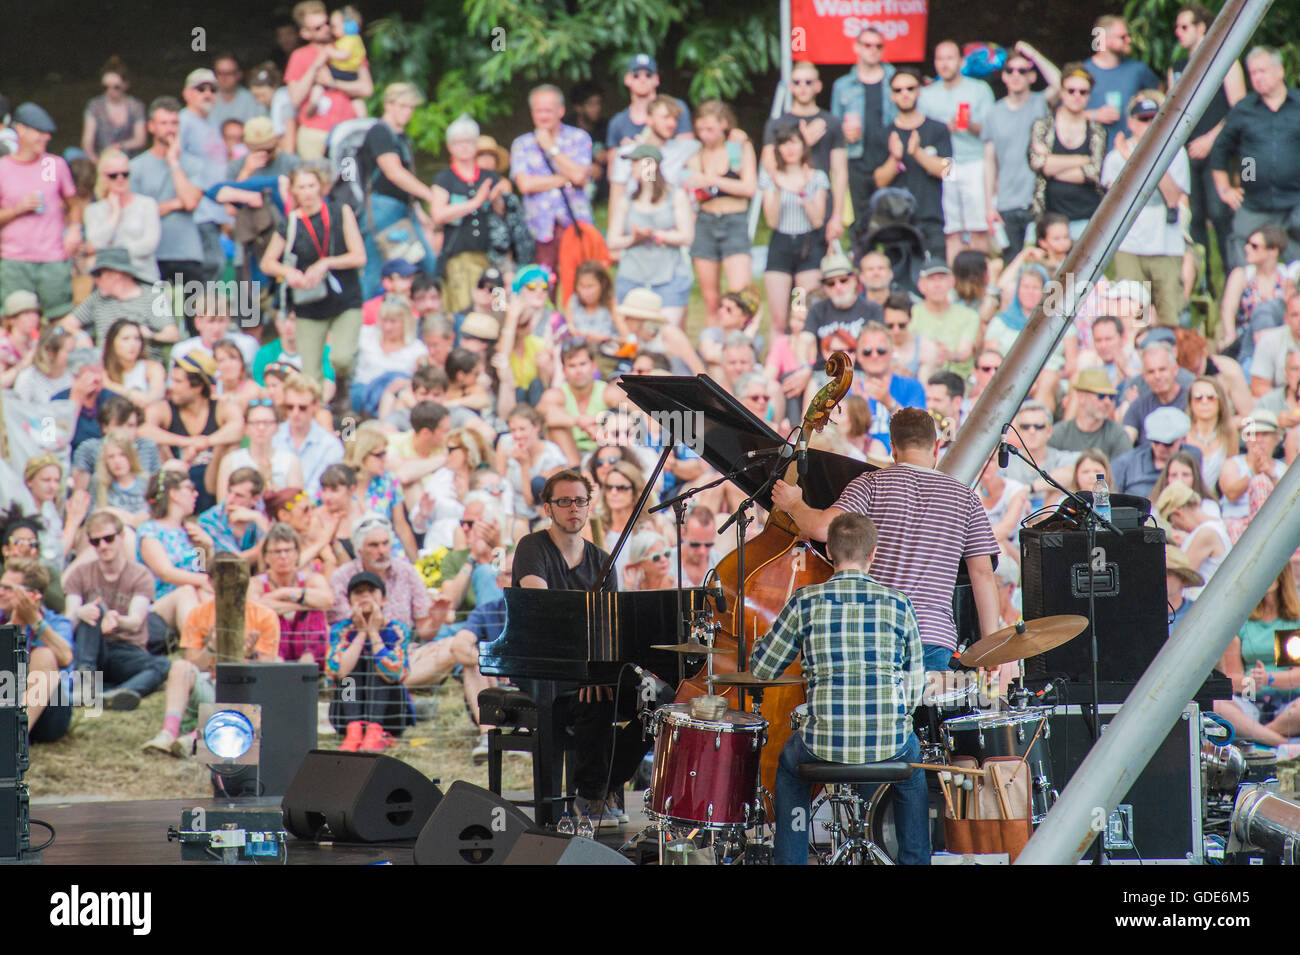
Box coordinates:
[577,812,594,840]
[1092,473,1111,525]
[556,808,575,835]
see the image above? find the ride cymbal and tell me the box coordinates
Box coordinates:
[708,672,803,688]
[958,615,1089,668]
[651,642,730,655]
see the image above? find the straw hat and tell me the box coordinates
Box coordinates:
[620,288,667,323]
[1155,482,1197,523]
[1075,367,1117,396]
[476,135,510,174]
[460,312,500,342]
[1165,545,1204,587]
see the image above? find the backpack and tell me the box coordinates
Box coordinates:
[325,117,380,212]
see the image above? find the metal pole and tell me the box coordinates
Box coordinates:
[939,0,1273,488]
[1017,456,1300,864]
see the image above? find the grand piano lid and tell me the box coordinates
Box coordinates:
[616,373,876,512]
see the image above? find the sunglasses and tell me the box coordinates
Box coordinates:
[104,83,125,91]
[1063,86,1091,96]
[1191,393,1218,402]
[596,455,622,467]
[459,519,477,530]
[1020,423,1049,431]
[885,321,908,330]
[248,397,275,408]
[892,84,919,94]
[287,402,312,412]
[193,83,216,93]
[977,364,1001,373]
[8,537,37,548]
[858,40,883,49]
[686,541,713,549]
[549,496,590,509]
[104,171,129,180]
[858,348,890,357]
[1003,66,1035,75]
[791,78,816,86]
[603,483,633,493]
[643,550,672,561]
[522,280,548,292]
[89,532,119,546]
[823,275,854,288]
[744,394,768,403]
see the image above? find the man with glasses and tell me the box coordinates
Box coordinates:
[65,510,166,711]
[1051,368,1133,460]
[284,0,374,160]
[271,372,342,496]
[1123,340,1190,445]
[763,61,847,245]
[538,340,612,466]
[831,27,897,225]
[1112,407,1196,497]
[179,69,231,287]
[804,247,882,362]
[983,43,1059,254]
[872,67,952,261]
[679,505,720,587]
[1102,92,1190,328]
[850,321,925,455]
[968,348,1002,404]
[1002,399,1079,495]
[1082,15,1159,151]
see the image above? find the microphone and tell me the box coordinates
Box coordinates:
[997,423,1011,469]
[795,431,809,481]
[745,444,794,460]
[704,569,728,613]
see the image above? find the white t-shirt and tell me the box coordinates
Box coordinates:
[353,326,428,387]
[1101,145,1190,257]
[171,333,259,369]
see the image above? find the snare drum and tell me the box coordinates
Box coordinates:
[915,670,979,762]
[647,704,767,830]
[941,708,1056,822]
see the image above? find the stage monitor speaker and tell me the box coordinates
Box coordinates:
[1050,703,1202,864]
[282,750,442,843]
[215,662,318,797]
[505,831,632,865]
[413,781,534,865]
[0,784,30,861]
[1020,524,1167,683]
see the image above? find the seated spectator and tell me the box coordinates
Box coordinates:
[1070,449,1113,497]
[912,261,978,376]
[263,360,334,430]
[1002,400,1078,503]
[344,422,419,558]
[65,510,165,709]
[361,259,417,327]
[137,469,212,637]
[967,348,1002,406]
[386,399,451,499]
[1250,294,1300,399]
[13,325,73,404]
[249,522,332,670]
[265,487,337,576]
[1219,408,1285,541]
[1122,340,1190,445]
[141,593,280,757]
[979,455,1027,566]
[1156,482,1229,596]
[564,259,625,346]
[737,371,790,435]
[353,294,427,415]
[1111,407,1198,498]
[1219,224,1289,361]
[830,394,888,460]
[23,455,87,569]
[883,290,936,385]
[616,288,704,376]
[1150,449,1222,519]
[102,318,165,406]
[432,492,507,614]
[766,289,815,426]
[83,147,160,280]
[270,372,342,497]
[857,250,895,307]
[621,529,675,590]
[1257,348,1300,436]
[699,291,765,373]
[1076,313,1141,390]
[494,405,568,530]
[379,362,451,431]
[0,558,74,745]
[0,291,40,389]
[845,321,926,454]
[216,398,302,498]
[439,348,492,422]
[538,339,611,466]
[1165,544,1201,632]
[92,434,150,527]
[1182,375,1238,492]
[498,266,560,406]
[1175,329,1253,421]
[0,511,66,614]
[328,570,414,751]
[213,339,260,407]
[197,465,268,560]
[1050,368,1132,461]
[54,348,110,457]
[328,514,437,641]
[984,262,1066,411]
[1214,565,1300,746]
[169,292,259,369]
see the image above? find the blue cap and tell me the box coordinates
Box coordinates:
[12,102,55,134]
[381,259,419,279]
[628,53,658,75]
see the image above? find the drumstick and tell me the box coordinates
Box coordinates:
[988,763,1012,820]
[1006,717,1048,788]
[962,777,974,821]
[938,772,956,818]
[909,763,988,777]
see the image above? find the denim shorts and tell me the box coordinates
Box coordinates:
[764,230,827,276]
[615,268,694,308]
[690,209,751,261]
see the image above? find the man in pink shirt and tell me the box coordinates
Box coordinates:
[0,103,80,319]
[284,0,374,159]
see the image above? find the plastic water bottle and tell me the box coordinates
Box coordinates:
[556,808,575,835]
[1092,473,1111,525]
[577,812,595,840]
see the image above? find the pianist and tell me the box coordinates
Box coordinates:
[511,469,655,824]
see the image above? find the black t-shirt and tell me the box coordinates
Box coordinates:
[861,80,887,168]
[434,167,501,260]
[805,294,884,360]
[1171,54,1230,141]
[887,118,951,224]
[274,200,363,319]
[360,122,415,203]
[511,530,616,592]
[1044,129,1102,221]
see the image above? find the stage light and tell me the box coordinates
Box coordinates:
[1275,629,1300,668]
[196,702,261,769]
[204,711,255,761]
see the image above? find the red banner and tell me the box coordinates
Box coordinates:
[790,0,929,65]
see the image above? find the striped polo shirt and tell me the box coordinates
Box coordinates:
[833,463,999,652]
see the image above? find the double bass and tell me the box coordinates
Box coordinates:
[676,352,854,793]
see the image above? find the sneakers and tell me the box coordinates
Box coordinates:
[359,722,396,753]
[142,730,184,758]
[472,733,490,765]
[339,720,366,753]
[101,688,141,712]
[574,794,621,828]
[607,789,630,825]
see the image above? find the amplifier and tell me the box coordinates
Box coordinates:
[0,783,31,862]
[1048,702,1202,864]
[1021,524,1168,683]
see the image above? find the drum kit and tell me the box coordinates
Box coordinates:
[633,612,1089,864]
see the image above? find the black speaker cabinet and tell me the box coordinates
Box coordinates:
[504,831,632,865]
[282,750,442,842]
[0,784,30,861]
[414,781,535,865]
[1020,524,1168,683]
[1049,703,1202,864]
[215,662,318,797]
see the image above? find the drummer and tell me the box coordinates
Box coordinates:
[751,512,929,865]
[772,407,1001,670]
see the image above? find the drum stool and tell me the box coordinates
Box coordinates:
[797,762,914,865]
[479,687,578,818]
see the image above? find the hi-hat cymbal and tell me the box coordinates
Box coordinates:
[651,642,729,655]
[709,671,803,688]
[958,615,1089,668]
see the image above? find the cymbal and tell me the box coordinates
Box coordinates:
[709,671,803,688]
[958,615,1089,668]
[651,641,729,655]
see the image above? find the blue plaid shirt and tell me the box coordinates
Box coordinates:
[751,570,924,764]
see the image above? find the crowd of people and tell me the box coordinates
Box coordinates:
[0,2,1297,808]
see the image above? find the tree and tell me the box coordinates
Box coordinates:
[368,0,780,155]
[1123,0,1299,81]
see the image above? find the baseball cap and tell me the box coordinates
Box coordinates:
[627,54,659,74]
[477,267,504,289]
[1075,368,1117,396]
[820,247,854,280]
[12,102,55,134]
[624,143,663,163]
[347,570,387,597]
[1144,406,1190,445]
[1129,97,1160,120]
[185,68,218,89]
[381,259,419,279]
[919,259,953,278]
[1245,409,1281,434]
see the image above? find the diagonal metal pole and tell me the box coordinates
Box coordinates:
[1018,456,1300,864]
[939,0,1273,488]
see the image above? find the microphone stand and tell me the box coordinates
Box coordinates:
[1004,442,1118,865]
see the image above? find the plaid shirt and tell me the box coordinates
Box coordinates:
[751,570,924,765]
